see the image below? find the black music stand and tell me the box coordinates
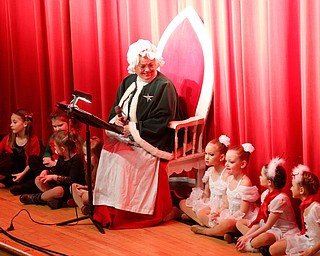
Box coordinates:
[56,103,123,234]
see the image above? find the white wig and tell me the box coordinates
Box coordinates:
[126,39,165,74]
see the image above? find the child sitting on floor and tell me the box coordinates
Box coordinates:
[269,165,320,256]
[179,135,230,226]
[10,108,82,195]
[235,157,299,254]
[190,143,260,239]
[71,136,102,215]
[0,109,40,188]
[20,130,85,209]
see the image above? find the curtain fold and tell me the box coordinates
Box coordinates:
[300,0,320,174]
[0,0,319,200]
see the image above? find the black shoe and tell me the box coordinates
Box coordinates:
[0,176,13,187]
[10,181,40,195]
[233,235,240,244]
[20,193,46,205]
[259,246,271,256]
[224,233,234,244]
[81,205,90,215]
[20,194,34,204]
[47,199,68,209]
[170,190,184,206]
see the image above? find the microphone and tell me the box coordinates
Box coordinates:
[115,106,123,118]
[114,106,128,124]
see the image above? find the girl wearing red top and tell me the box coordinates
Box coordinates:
[9,108,82,195]
[0,109,40,187]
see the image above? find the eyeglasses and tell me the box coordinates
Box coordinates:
[137,62,156,70]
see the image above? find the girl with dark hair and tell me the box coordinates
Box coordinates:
[270,165,320,256]
[235,157,299,254]
[10,108,82,195]
[0,109,40,187]
[20,130,85,209]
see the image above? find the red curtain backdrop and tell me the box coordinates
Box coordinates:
[1,0,319,201]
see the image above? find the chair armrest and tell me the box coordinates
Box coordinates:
[168,116,205,159]
[168,116,204,129]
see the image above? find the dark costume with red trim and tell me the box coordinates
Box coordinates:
[93,72,182,229]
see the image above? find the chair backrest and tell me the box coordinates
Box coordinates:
[157,6,214,120]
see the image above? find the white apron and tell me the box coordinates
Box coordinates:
[93,137,159,215]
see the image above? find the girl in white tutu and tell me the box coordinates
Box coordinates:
[190,143,260,238]
[269,165,320,256]
[235,157,299,254]
[179,135,230,226]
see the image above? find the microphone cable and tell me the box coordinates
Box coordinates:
[0,226,68,256]
[2,208,71,255]
[7,206,82,230]
[7,208,57,231]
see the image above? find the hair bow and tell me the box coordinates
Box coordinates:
[242,143,254,153]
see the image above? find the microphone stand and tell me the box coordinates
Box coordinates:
[55,102,123,234]
[56,122,105,234]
